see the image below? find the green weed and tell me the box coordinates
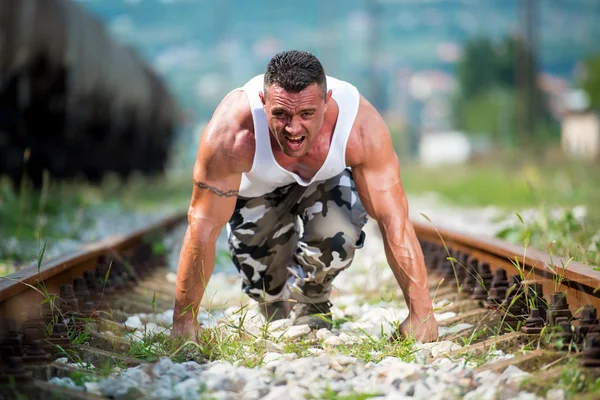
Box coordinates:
[333,329,417,364]
[0,173,191,269]
[497,207,599,268]
[308,388,382,400]
[520,357,600,398]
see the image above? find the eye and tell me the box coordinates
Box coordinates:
[301,112,314,118]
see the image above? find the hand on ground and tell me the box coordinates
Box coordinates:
[391,313,439,343]
[171,319,205,341]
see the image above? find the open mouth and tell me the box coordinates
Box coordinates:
[284,135,305,149]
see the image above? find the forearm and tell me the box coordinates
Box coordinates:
[379,219,433,317]
[173,223,219,323]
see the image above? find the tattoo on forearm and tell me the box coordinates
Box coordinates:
[194,180,239,198]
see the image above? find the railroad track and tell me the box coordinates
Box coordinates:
[0,213,599,399]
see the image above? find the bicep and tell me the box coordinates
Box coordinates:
[189,159,240,232]
[188,144,242,233]
[187,118,243,236]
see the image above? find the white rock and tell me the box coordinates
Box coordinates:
[430,391,458,400]
[463,386,500,400]
[152,357,175,377]
[282,324,311,340]
[208,391,238,400]
[435,312,457,322]
[338,332,359,345]
[323,335,344,348]
[99,374,149,400]
[546,388,566,400]
[49,377,82,390]
[438,323,473,337]
[173,378,202,398]
[121,366,152,385]
[123,316,144,331]
[473,370,498,386]
[415,341,462,361]
[333,294,360,307]
[515,393,541,400]
[260,386,289,400]
[483,350,515,365]
[255,339,284,353]
[181,360,203,373]
[262,352,298,365]
[376,357,423,382]
[413,381,432,398]
[500,365,530,384]
[343,305,363,317]
[339,321,389,337]
[166,272,177,282]
[267,318,293,332]
[84,381,101,395]
[307,347,325,355]
[316,328,334,340]
[434,298,452,308]
[331,355,358,366]
[156,309,174,326]
[203,374,245,393]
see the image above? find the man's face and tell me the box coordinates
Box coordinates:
[260,83,332,158]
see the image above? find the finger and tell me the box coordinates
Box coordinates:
[389,328,409,343]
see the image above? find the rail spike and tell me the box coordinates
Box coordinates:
[521,308,545,334]
[580,332,600,368]
[486,268,509,308]
[548,292,573,327]
[572,305,600,344]
[460,257,478,297]
[471,262,493,301]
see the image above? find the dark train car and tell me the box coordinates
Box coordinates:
[0,0,176,187]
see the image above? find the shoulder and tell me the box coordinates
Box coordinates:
[198,90,255,174]
[345,95,394,167]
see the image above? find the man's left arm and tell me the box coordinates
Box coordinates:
[350,100,438,343]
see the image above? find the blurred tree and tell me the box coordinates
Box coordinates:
[457,38,509,99]
[581,55,600,109]
[455,36,557,147]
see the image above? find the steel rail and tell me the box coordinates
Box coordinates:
[2,210,599,326]
[0,212,187,321]
[1,210,600,392]
[413,220,600,312]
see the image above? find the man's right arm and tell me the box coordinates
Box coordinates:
[172,91,252,338]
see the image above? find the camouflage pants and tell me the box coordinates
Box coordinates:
[227,169,367,304]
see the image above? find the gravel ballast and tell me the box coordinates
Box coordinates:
[48,208,566,399]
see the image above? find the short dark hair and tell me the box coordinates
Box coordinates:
[264,50,327,99]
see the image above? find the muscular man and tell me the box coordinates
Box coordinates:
[172,50,438,342]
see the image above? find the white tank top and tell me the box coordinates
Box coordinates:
[235,74,360,198]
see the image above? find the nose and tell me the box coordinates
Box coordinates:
[285,116,303,136]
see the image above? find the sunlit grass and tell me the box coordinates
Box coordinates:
[0,171,191,267]
[401,160,600,210]
[519,357,600,398]
[402,159,600,267]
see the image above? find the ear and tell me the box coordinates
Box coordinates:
[325,89,333,103]
[324,89,333,111]
[259,91,266,109]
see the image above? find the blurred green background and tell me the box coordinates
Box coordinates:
[79,0,600,165]
[3,0,600,270]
